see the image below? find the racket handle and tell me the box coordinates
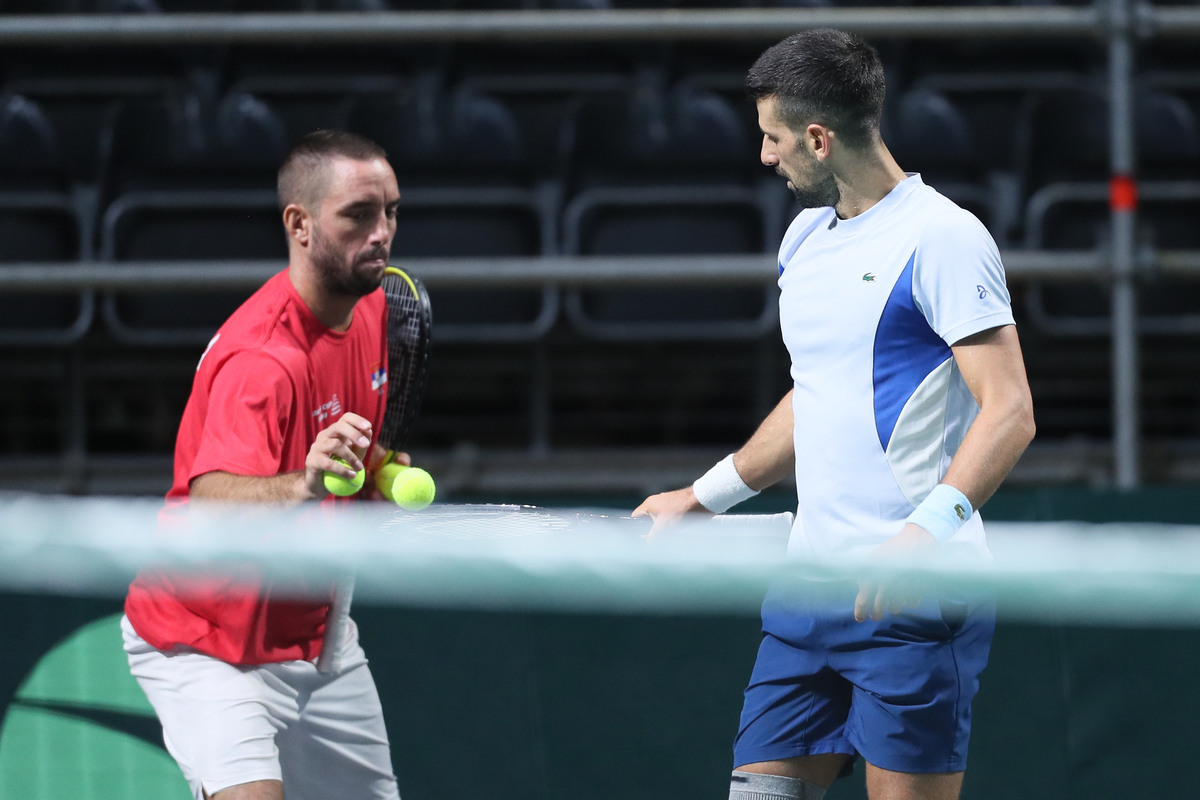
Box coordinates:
[316,575,355,674]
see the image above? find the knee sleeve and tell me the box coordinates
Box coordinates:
[729,769,827,800]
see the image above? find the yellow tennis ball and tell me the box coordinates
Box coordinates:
[376,461,406,504]
[388,465,436,510]
[323,456,365,496]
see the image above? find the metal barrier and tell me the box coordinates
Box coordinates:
[2,2,1200,488]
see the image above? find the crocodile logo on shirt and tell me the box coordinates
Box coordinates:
[862,273,876,282]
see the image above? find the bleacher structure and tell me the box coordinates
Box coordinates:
[0,2,1197,497]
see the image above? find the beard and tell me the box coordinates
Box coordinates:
[780,146,841,209]
[311,228,388,299]
[788,163,841,209]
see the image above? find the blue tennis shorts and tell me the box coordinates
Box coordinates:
[733,577,995,775]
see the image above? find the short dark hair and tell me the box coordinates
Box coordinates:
[277,129,388,211]
[746,29,886,150]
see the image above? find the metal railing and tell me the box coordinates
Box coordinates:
[0,252,1135,292]
[2,2,1199,490]
[0,8,1106,45]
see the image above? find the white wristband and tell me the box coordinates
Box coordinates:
[906,484,974,543]
[692,454,759,513]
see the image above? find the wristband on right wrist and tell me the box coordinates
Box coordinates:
[692,453,759,514]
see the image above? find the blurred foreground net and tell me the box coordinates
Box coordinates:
[3,493,1200,624]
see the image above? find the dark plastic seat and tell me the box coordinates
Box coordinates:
[1021,86,1200,190]
[561,75,777,341]
[98,83,288,345]
[0,94,94,345]
[883,87,1014,232]
[347,76,528,188]
[1020,87,1200,332]
[348,78,558,343]
[154,0,388,9]
[0,0,159,10]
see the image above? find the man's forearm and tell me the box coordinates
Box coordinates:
[941,397,1035,509]
[190,470,317,505]
[943,326,1036,509]
[733,389,796,491]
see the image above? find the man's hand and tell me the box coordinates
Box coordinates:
[305,413,374,499]
[631,486,712,536]
[853,523,937,622]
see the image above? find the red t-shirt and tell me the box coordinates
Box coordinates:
[125,270,388,665]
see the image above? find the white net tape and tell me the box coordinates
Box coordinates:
[3,493,1200,624]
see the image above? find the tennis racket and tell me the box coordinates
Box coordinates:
[320,265,433,674]
[378,265,433,462]
[379,504,793,542]
[380,503,651,541]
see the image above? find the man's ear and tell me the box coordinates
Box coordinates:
[283,204,310,247]
[807,123,834,161]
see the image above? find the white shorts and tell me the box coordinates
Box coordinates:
[122,615,400,800]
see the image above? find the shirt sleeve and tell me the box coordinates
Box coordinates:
[190,349,297,480]
[912,209,1016,346]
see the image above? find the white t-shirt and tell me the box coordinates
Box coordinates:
[777,174,1014,560]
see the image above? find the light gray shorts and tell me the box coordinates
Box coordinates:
[122,614,400,800]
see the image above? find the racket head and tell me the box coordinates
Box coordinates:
[380,504,651,541]
[380,266,432,455]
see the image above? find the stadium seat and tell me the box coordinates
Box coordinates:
[99,76,287,195]
[561,74,778,341]
[98,82,287,346]
[151,0,389,10]
[347,77,559,343]
[346,75,568,449]
[1023,183,1200,332]
[0,0,160,10]
[347,74,527,186]
[882,87,1019,238]
[1020,85,1200,191]
[605,0,840,6]
[1020,86,1200,331]
[0,94,95,346]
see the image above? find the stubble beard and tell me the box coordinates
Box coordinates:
[789,164,840,210]
[311,227,387,299]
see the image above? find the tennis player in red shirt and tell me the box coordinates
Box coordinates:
[124,130,404,800]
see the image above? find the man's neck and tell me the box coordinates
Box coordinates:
[288,264,356,331]
[832,145,909,220]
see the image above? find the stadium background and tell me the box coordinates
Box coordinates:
[2,2,1200,798]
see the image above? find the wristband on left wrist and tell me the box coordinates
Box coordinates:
[906,484,973,543]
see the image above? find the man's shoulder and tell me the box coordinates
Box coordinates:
[779,207,836,260]
[202,273,310,375]
[905,181,992,241]
[222,272,307,343]
[783,207,835,237]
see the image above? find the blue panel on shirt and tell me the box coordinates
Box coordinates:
[873,252,952,450]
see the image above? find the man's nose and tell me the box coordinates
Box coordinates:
[369,212,392,244]
[760,139,777,166]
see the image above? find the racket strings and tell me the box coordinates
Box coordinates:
[378,505,646,540]
[381,272,431,449]
[381,507,575,540]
